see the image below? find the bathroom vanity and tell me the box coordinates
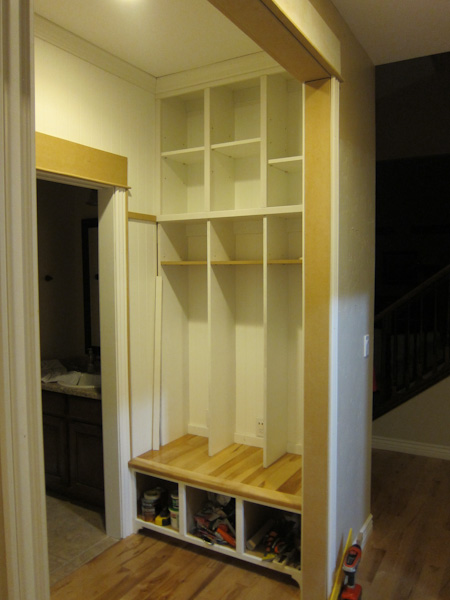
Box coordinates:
[41,384,104,507]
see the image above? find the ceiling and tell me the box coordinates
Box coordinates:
[34,0,450,76]
[331,0,450,65]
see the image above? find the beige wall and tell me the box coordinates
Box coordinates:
[34,38,155,214]
[310,0,376,577]
[373,377,450,453]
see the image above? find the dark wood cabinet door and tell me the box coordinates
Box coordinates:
[42,413,69,491]
[68,421,104,507]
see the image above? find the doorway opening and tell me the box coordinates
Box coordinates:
[37,179,115,583]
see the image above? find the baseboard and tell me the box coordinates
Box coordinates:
[287,442,303,455]
[372,435,450,460]
[187,424,209,437]
[234,433,264,448]
[358,514,373,549]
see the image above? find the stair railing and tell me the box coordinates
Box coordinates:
[373,264,450,419]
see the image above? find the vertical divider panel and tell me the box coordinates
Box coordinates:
[158,225,189,445]
[265,217,290,467]
[235,497,245,555]
[178,482,187,537]
[204,88,211,212]
[156,98,162,215]
[260,76,268,209]
[263,217,269,460]
[209,221,236,455]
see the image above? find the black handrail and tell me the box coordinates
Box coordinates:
[373,264,450,419]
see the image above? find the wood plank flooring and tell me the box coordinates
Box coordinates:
[51,529,300,600]
[129,434,302,511]
[51,449,450,599]
[358,450,450,600]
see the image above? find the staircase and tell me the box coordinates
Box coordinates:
[373,264,450,419]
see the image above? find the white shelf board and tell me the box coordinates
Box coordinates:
[212,138,260,158]
[157,204,303,223]
[268,156,303,173]
[161,147,204,164]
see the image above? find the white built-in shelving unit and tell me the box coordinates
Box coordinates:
[130,69,305,587]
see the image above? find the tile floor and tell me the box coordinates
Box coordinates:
[46,494,117,587]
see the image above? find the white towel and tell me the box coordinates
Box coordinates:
[41,360,81,385]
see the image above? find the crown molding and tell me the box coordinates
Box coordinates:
[34,14,157,94]
[156,51,281,97]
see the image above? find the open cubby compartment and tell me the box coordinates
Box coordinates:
[159,221,207,264]
[266,215,302,263]
[160,150,205,215]
[185,485,237,553]
[266,74,303,161]
[266,74,303,208]
[210,142,261,212]
[267,157,303,208]
[160,246,209,446]
[208,219,264,456]
[160,90,205,153]
[210,78,261,145]
[243,501,301,574]
[264,216,303,467]
[134,471,181,535]
[210,218,264,263]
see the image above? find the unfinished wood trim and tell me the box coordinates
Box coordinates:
[35,132,128,188]
[207,0,339,82]
[303,77,332,599]
[129,434,302,511]
[128,212,157,223]
[261,0,341,79]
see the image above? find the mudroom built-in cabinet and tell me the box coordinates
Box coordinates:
[129,65,331,594]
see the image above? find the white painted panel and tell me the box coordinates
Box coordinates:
[160,266,189,444]
[209,222,236,455]
[128,220,157,456]
[34,38,155,214]
[188,266,209,432]
[235,266,264,443]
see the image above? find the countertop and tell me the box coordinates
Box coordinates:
[42,381,101,401]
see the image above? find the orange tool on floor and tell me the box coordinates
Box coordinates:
[340,542,362,600]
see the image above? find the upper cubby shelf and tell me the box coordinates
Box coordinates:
[158,71,304,219]
[160,91,204,153]
[210,79,260,146]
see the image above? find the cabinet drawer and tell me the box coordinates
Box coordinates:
[68,396,102,425]
[41,390,66,416]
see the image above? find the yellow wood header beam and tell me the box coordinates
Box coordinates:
[207,0,341,82]
[35,132,128,188]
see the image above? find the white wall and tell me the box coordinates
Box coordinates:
[373,377,450,459]
[34,37,155,214]
[34,36,157,457]
[310,0,376,575]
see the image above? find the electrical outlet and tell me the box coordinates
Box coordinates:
[256,418,264,437]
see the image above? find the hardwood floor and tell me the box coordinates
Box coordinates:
[51,449,450,599]
[51,529,300,600]
[359,450,450,599]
